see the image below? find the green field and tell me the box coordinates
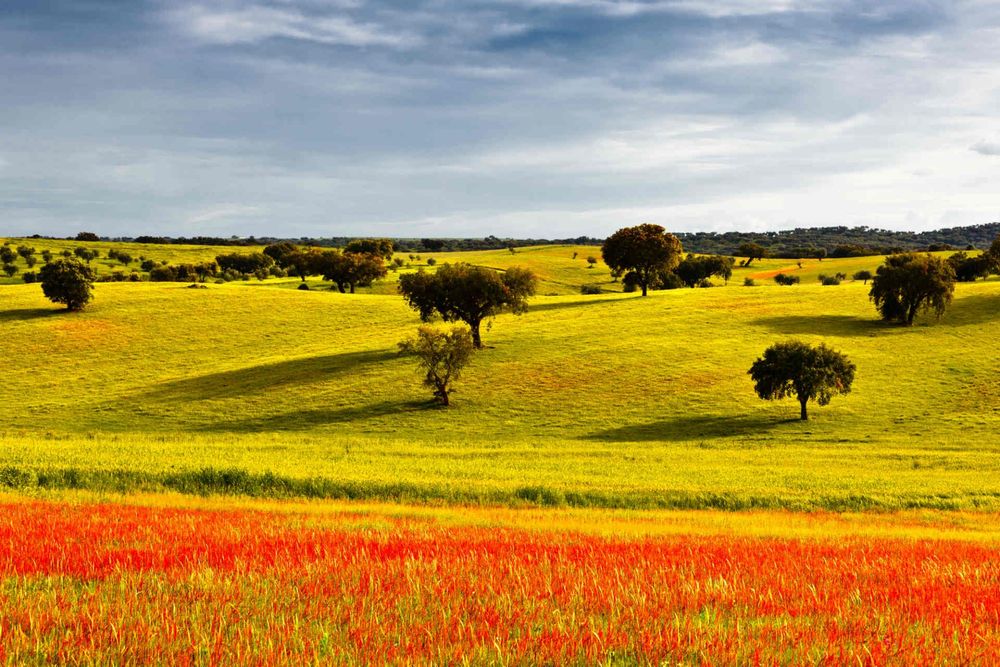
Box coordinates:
[2,244,998,510]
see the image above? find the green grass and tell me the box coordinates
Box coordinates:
[3,245,999,509]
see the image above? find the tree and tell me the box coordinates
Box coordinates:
[315,250,387,293]
[215,252,274,275]
[398,325,474,406]
[263,242,297,263]
[773,273,799,285]
[869,253,955,325]
[345,238,394,261]
[736,242,768,267]
[586,256,597,268]
[2,264,17,278]
[74,247,97,264]
[601,224,683,296]
[748,341,855,420]
[39,258,96,311]
[282,250,320,282]
[674,254,735,287]
[947,251,991,282]
[398,263,537,348]
[16,246,35,262]
[75,232,99,242]
[852,270,873,285]
[0,246,15,264]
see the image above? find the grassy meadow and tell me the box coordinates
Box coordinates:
[2,243,999,510]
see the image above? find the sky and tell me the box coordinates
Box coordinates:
[1,0,999,239]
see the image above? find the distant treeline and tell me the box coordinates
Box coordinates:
[24,222,1000,256]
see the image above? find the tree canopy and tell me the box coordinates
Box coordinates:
[601,224,683,296]
[398,263,537,348]
[39,258,96,311]
[748,340,855,420]
[314,250,387,293]
[869,253,955,325]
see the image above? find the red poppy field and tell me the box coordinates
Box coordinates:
[1,497,998,665]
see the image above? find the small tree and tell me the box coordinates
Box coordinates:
[736,242,768,267]
[0,246,15,264]
[852,270,873,284]
[586,256,597,268]
[39,258,96,311]
[2,264,17,278]
[601,224,683,296]
[773,273,799,285]
[398,263,537,348]
[748,340,855,420]
[869,253,955,325]
[398,325,474,406]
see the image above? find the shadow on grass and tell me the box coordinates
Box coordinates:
[752,314,889,337]
[197,399,436,432]
[527,296,620,313]
[146,349,398,401]
[938,293,1000,327]
[0,307,60,323]
[585,414,798,442]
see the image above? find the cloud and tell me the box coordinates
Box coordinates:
[168,3,419,48]
[971,139,1000,156]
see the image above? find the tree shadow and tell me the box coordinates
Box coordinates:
[585,414,798,442]
[196,399,436,432]
[0,307,60,323]
[752,314,890,337]
[936,293,1000,327]
[145,349,398,401]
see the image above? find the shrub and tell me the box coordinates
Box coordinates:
[774,273,799,285]
[821,276,840,285]
[426,258,437,266]
[2,264,18,278]
[297,283,310,291]
[22,271,37,284]
[580,284,602,295]
[744,277,756,287]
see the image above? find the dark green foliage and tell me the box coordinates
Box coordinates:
[586,256,597,268]
[41,250,52,264]
[0,246,15,264]
[736,243,768,266]
[674,254,736,287]
[426,258,437,266]
[853,270,873,284]
[2,264,18,277]
[140,259,157,272]
[398,325,475,406]
[314,250,387,293]
[75,232,100,242]
[344,238,394,260]
[16,245,35,261]
[773,273,800,285]
[39,258,96,311]
[601,224,684,296]
[73,247,98,263]
[869,253,955,325]
[215,252,274,275]
[281,250,321,281]
[263,242,297,263]
[748,340,855,420]
[22,271,37,284]
[947,251,992,282]
[398,263,537,348]
[821,276,840,286]
[744,278,756,287]
[580,284,603,295]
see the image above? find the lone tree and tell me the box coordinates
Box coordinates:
[736,242,768,267]
[852,270,873,285]
[869,253,955,325]
[39,258,96,311]
[398,263,537,348]
[749,340,855,420]
[601,224,683,296]
[398,325,474,406]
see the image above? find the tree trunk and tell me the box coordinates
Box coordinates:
[799,397,808,420]
[349,283,356,294]
[641,282,648,297]
[470,320,482,348]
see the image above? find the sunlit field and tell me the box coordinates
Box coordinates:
[4,241,1000,663]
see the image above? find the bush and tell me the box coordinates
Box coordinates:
[149,266,178,282]
[140,259,157,272]
[22,271,37,284]
[580,284,602,295]
[426,258,437,266]
[697,278,713,288]
[297,283,310,291]
[821,276,841,285]
[744,277,756,287]
[774,273,800,285]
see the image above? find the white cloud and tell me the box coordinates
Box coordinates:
[169,4,418,48]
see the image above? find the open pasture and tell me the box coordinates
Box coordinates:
[2,247,999,510]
